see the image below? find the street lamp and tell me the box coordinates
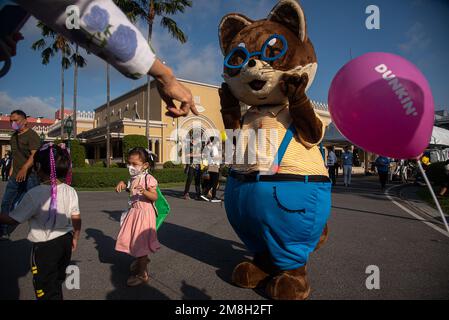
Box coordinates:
[64,116,74,150]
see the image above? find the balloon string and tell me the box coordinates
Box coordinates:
[417,161,449,235]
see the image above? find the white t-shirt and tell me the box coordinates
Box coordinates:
[9,184,80,243]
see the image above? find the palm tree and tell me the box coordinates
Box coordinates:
[138,0,192,148]
[71,44,85,138]
[104,0,147,167]
[31,22,86,138]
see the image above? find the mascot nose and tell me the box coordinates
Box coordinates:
[247,59,257,68]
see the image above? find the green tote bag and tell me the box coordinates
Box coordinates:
[145,174,170,230]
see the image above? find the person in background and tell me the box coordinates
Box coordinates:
[326,146,337,186]
[0,153,11,181]
[201,137,222,203]
[438,159,449,197]
[183,137,202,200]
[0,110,40,240]
[342,146,353,187]
[375,155,391,192]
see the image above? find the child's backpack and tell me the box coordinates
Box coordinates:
[145,174,170,231]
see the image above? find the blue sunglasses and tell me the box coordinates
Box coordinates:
[224,34,288,69]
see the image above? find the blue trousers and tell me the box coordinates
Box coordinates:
[1,173,40,234]
[225,176,332,271]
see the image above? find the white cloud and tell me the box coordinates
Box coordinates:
[399,22,432,54]
[151,28,222,85]
[0,91,57,118]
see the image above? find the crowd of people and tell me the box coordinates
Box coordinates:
[183,136,223,203]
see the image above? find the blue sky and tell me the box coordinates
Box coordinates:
[0,0,448,118]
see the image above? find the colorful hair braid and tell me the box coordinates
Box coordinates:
[39,142,72,228]
[47,144,58,228]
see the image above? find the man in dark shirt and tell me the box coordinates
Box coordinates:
[0,110,40,239]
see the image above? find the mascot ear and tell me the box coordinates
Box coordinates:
[219,13,253,55]
[268,0,307,42]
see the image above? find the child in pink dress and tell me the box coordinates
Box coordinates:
[115,147,160,286]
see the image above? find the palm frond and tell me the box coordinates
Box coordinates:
[41,47,55,65]
[31,39,46,51]
[160,16,187,43]
[61,56,72,69]
[70,53,87,68]
[114,0,147,22]
[154,0,192,15]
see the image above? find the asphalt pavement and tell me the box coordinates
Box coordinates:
[0,175,448,300]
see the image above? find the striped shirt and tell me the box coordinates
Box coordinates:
[232,104,328,176]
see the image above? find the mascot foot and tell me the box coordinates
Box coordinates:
[314,224,329,252]
[266,266,310,300]
[231,252,277,289]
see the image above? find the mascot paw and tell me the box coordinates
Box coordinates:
[266,266,310,300]
[219,83,242,129]
[231,261,270,289]
[314,224,329,252]
[279,73,309,102]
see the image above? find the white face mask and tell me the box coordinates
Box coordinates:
[128,165,143,177]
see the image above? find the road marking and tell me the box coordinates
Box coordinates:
[385,185,449,238]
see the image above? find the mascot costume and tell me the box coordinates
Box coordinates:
[218,0,331,300]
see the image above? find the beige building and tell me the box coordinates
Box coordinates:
[78,78,337,166]
[47,110,95,139]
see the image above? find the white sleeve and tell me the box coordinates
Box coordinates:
[70,188,81,216]
[8,192,37,223]
[15,0,156,79]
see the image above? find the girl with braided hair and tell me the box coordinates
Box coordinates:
[0,143,81,300]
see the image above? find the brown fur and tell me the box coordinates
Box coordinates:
[218,0,322,144]
[219,0,327,300]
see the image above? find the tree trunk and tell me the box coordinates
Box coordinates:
[73,45,79,139]
[145,0,155,149]
[106,63,111,168]
[60,52,65,138]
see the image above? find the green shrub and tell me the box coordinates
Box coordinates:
[92,161,105,168]
[123,135,148,159]
[220,165,230,177]
[71,168,186,188]
[427,161,447,185]
[70,140,86,168]
[163,161,184,169]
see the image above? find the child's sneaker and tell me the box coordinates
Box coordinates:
[0,233,10,241]
[200,195,211,202]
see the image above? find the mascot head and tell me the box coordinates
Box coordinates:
[219,0,317,107]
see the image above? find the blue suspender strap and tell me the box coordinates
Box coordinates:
[319,142,325,161]
[270,123,296,173]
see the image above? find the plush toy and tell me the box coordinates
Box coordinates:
[218,0,331,300]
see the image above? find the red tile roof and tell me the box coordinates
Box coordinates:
[0,116,55,131]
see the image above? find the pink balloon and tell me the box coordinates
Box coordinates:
[328,52,434,159]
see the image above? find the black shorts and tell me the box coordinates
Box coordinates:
[31,232,73,300]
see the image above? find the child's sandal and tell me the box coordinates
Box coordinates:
[130,257,150,275]
[127,272,149,287]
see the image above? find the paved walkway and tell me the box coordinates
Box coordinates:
[0,176,448,300]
